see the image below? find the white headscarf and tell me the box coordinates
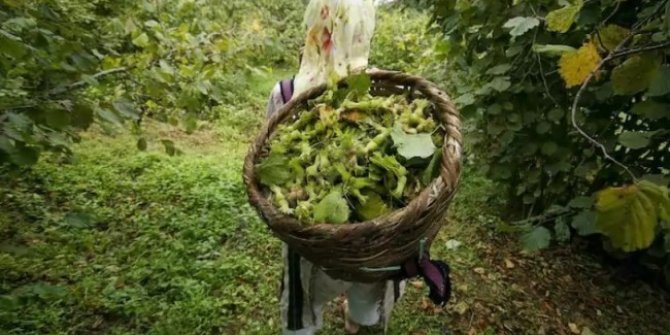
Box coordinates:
[293,0,376,96]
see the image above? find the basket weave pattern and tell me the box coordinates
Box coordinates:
[243,70,462,283]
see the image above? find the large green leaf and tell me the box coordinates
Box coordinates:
[595,184,659,252]
[391,125,435,160]
[647,66,670,97]
[9,144,38,166]
[314,190,350,224]
[536,121,551,134]
[631,100,669,120]
[503,17,540,36]
[597,24,630,51]
[454,93,475,106]
[346,73,372,96]
[611,53,662,95]
[0,137,13,154]
[255,153,292,187]
[45,109,71,129]
[71,103,94,129]
[541,142,558,155]
[0,31,27,58]
[572,210,598,236]
[487,77,511,92]
[637,180,670,224]
[333,73,372,104]
[547,108,564,122]
[112,99,139,121]
[545,0,583,33]
[521,226,552,252]
[618,131,654,149]
[96,107,123,126]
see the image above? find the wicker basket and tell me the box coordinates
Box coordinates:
[243,69,462,283]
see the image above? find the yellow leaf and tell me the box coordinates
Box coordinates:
[596,24,630,51]
[638,180,670,224]
[558,41,602,88]
[546,0,583,33]
[595,184,659,252]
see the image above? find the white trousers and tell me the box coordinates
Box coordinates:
[279,244,406,335]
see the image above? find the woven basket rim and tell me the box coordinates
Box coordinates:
[243,69,462,244]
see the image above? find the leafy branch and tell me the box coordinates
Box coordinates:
[568,31,669,182]
[611,41,670,59]
[47,67,130,95]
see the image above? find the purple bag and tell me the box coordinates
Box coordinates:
[279,78,295,104]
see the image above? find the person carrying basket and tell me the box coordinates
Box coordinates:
[262,1,456,334]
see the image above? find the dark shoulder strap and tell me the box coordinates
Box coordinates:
[279,77,295,104]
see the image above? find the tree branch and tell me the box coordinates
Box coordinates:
[514,206,574,226]
[570,35,638,182]
[633,0,669,30]
[611,41,670,59]
[48,66,130,95]
[536,53,560,107]
[602,0,621,26]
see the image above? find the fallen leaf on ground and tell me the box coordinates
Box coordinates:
[411,280,424,289]
[569,322,581,334]
[505,259,515,268]
[453,301,469,315]
[446,239,462,250]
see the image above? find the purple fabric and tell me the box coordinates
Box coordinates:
[280,79,294,104]
[401,253,451,307]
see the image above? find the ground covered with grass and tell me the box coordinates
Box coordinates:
[1,70,669,335]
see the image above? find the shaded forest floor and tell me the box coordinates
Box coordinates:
[1,70,669,335]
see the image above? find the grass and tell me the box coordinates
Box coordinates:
[1,69,670,335]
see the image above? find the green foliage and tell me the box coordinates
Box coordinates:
[0,0,305,166]
[423,0,670,273]
[369,5,443,79]
[0,131,280,334]
[4,127,669,334]
[545,0,583,33]
[0,0,129,165]
[503,17,540,37]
